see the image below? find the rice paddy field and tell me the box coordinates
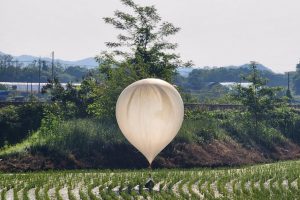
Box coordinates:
[0,160,300,200]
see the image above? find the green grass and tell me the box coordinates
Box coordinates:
[0,118,125,157]
[0,160,300,199]
[0,132,40,157]
[2,105,299,159]
[0,116,228,157]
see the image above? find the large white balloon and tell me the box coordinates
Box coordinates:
[116,78,184,164]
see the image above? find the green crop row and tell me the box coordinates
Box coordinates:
[0,160,300,199]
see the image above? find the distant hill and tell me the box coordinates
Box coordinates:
[1,51,272,73]
[177,67,195,77]
[16,55,99,68]
[0,51,98,68]
[177,64,272,77]
[237,63,272,72]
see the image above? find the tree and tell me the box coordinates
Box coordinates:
[42,78,65,102]
[293,62,300,95]
[233,61,286,134]
[0,84,7,90]
[0,54,14,69]
[90,0,191,118]
[0,103,44,147]
[97,0,191,81]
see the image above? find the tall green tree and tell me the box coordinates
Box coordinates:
[42,77,95,118]
[90,0,191,118]
[233,61,286,134]
[97,0,191,81]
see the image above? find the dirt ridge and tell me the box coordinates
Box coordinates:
[1,139,300,172]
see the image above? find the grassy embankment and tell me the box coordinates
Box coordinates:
[1,108,300,170]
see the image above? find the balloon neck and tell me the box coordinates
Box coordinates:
[148,163,152,170]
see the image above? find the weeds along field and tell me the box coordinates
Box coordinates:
[0,160,300,200]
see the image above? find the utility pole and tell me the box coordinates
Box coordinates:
[38,58,41,93]
[286,72,293,101]
[288,72,290,91]
[51,51,54,82]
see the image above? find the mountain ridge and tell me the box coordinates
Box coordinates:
[0,51,99,68]
[1,51,273,75]
[177,64,272,77]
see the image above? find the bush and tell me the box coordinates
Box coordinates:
[221,111,286,149]
[0,103,44,147]
[269,106,300,143]
[36,116,125,156]
[177,110,226,143]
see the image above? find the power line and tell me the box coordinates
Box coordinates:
[38,58,41,93]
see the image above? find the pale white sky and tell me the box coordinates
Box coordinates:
[0,0,300,73]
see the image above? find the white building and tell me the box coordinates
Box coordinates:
[220,82,252,90]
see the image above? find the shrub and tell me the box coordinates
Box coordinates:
[269,106,300,143]
[177,110,226,144]
[0,103,44,147]
[36,117,125,156]
[221,111,286,149]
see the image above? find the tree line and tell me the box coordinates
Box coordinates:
[2,53,299,98]
[0,54,94,83]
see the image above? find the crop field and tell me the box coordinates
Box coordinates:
[0,160,300,200]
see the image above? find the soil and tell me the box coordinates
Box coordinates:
[1,139,300,172]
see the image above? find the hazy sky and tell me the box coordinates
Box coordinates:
[1,0,300,73]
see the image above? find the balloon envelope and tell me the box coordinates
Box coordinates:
[116,78,184,164]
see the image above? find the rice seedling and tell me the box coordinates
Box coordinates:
[0,160,300,199]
